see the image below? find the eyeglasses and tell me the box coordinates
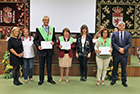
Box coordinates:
[44,19,49,21]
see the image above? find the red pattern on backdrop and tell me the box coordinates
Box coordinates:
[0,0,30,38]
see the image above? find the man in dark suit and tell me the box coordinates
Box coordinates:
[34,16,56,85]
[111,21,131,87]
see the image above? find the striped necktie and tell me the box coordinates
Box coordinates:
[44,27,48,35]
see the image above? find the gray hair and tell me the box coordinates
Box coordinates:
[42,16,50,20]
[118,21,125,27]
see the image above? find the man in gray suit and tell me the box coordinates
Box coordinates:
[110,22,131,87]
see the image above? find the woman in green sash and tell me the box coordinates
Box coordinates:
[57,28,75,83]
[94,28,112,86]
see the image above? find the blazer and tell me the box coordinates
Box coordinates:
[33,25,56,57]
[111,31,131,58]
[57,36,75,58]
[76,34,94,57]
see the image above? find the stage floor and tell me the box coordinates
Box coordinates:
[0,75,140,94]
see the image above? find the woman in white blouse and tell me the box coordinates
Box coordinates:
[22,28,35,83]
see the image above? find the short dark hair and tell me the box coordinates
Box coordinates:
[100,28,110,38]
[63,28,70,35]
[80,25,89,35]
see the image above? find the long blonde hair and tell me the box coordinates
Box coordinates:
[10,27,20,39]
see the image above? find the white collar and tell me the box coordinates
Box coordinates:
[43,25,49,28]
[119,31,124,33]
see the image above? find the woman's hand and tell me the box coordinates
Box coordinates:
[109,49,112,53]
[38,46,42,50]
[59,45,62,48]
[18,53,23,58]
[96,49,101,54]
[76,52,79,58]
[87,52,91,58]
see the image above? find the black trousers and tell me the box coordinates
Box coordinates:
[39,55,52,82]
[79,56,88,79]
[112,56,128,83]
[12,65,20,82]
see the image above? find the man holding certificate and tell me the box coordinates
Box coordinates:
[95,28,112,86]
[34,16,56,85]
[57,28,75,83]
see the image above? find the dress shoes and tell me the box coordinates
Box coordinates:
[47,80,56,84]
[110,81,116,85]
[122,82,128,87]
[38,81,44,85]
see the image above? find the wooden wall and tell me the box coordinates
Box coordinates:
[0,38,140,77]
[131,38,140,56]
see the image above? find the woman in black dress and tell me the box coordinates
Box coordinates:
[8,27,24,86]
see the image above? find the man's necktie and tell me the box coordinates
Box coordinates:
[44,27,48,35]
[120,32,123,46]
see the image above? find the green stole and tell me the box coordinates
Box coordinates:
[38,26,53,41]
[59,36,74,51]
[98,37,111,47]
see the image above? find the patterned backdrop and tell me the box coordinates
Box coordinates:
[96,0,140,37]
[0,0,140,38]
[0,0,29,39]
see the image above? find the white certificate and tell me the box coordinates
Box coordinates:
[92,39,97,43]
[60,42,71,50]
[73,39,77,43]
[41,41,52,49]
[99,47,111,55]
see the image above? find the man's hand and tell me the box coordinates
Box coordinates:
[38,46,42,50]
[119,47,124,54]
[50,42,54,46]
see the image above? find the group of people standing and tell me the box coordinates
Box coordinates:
[8,16,131,87]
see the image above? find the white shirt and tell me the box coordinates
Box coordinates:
[81,39,86,47]
[22,36,35,58]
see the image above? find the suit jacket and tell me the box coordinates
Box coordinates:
[56,36,75,58]
[76,34,94,57]
[111,31,131,58]
[33,25,56,57]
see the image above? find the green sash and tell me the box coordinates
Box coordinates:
[98,37,111,47]
[59,36,74,51]
[38,26,53,41]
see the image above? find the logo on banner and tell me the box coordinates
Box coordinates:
[112,6,123,27]
[3,7,13,23]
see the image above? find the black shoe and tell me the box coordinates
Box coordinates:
[110,81,116,85]
[122,82,128,87]
[80,77,84,81]
[17,80,23,85]
[48,80,56,84]
[82,78,87,82]
[13,81,20,86]
[38,81,44,85]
